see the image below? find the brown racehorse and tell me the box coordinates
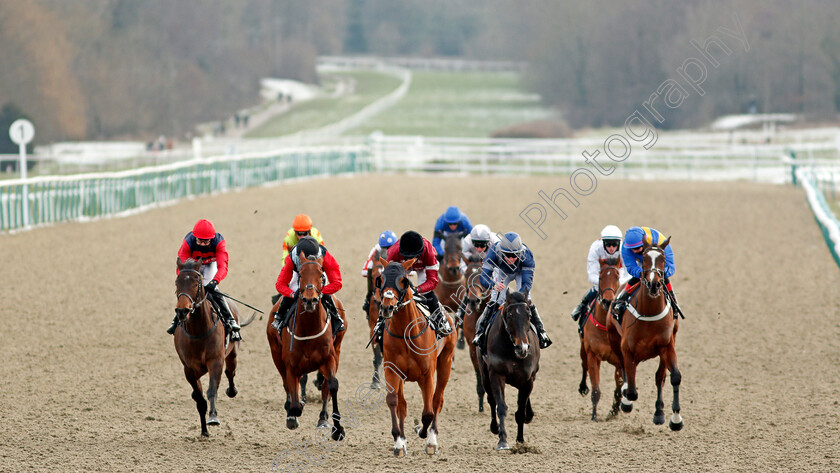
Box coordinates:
[433,233,465,342]
[267,250,347,438]
[578,255,623,421]
[607,239,683,430]
[375,258,456,456]
[479,289,539,450]
[365,251,387,389]
[462,255,489,412]
[174,258,254,437]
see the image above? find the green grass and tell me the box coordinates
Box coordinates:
[353,71,555,137]
[245,71,403,138]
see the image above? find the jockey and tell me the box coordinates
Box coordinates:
[569,225,630,336]
[378,230,452,339]
[168,219,241,341]
[472,232,552,350]
[452,224,500,324]
[432,206,473,258]
[610,226,684,320]
[273,213,325,305]
[361,230,398,315]
[271,236,345,335]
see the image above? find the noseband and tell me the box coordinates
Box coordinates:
[299,260,324,300]
[501,302,529,345]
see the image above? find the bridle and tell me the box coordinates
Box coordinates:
[298,259,324,312]
[598,265,620,309]
[641,248,666,297]
[500,302,529,346]
[177,269,209,315]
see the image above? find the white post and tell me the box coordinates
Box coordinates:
[9,119,34,228]
[19,142,28,227]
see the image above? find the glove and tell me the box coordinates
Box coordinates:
[204,281,218,293]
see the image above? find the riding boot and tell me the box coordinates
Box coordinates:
[271,295,297,332]
[577,306,587,338]
[421,291,452,338]
[571,287,598,322]
[454,298,467,328]
[611,290,631,324]
[529,304,552,349]
[211,292,240,342]
[472,300,498,349]
[322,294,346,334]
[667,288,685,319]
[362,289,374,319]
[166,315,179,335]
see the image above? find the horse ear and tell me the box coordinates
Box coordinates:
[505,286,511,300]
[402,258,416,270]
[599,257,606,267]
[177,258,184,269]
[378,256,388,267]
[661,236,671,249]
[522,288,530,301]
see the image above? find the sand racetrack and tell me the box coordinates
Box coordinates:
[2,174,839,472]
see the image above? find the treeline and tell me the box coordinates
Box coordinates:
[0,0,838,143]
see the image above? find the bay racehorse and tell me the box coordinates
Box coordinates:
[479,289,539,450]
[267,249,347,439]
[366,248,388,389]
[607,239,683,430]
[578,255,623,421]
[375,258,456,456]
[174,258,254,437]
[462,255,489,412]
[433,233,465,346]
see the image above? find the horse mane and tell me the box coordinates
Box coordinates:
[506,291,528,304]
[296,237,321,259]
[444,233,461,252]
[603,254,620,266]
[180,258,202,271]
[467,254,483,264]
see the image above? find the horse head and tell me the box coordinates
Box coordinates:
[598,255,621,309]
[641,237,670,297]
[298,252,324,314]
[502,289,532,359]
[175,258,207,323]
[464,256,486,312]
[442,233,464,278]
[375,257,415,320]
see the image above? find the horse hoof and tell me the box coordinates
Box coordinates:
[394,448,406,458]
[317,418,329,428]
[620,399,633,413]
[653,412,665,425]
[579,385,590,396]
[425,444,438,455]
[286,416,299,430]
[201,430,209,438]
[490,421,499,435]
[332,426,345,441]
[669,413,684,431]
[590,416,598,422]
[478,404,484,413]
[289,406,303,417]
[226,387,238,398]
[207,416,220,426]
[456,338,466,350]
[496,441,510,451]
[370,379,381,390]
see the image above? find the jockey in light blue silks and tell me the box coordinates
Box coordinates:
[471,232,552,350]
[432,206,473,258]
[610,226,684,320]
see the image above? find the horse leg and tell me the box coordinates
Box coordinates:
[609,368,622,418]
[524,398,534,423]
[385,370,406,457]
[475,368,485,413]
[371,345,383,389]
[321,359,345,441]
[317,368,331,429]
[622,350,639,402]
[489,373,509,450]
[300,373,308,406]
[224,347,238,398]
[653,358,667,425]
[587,351,601,422]
[206,359,224,426]
[514,381,533,444]
[415,374,435,440]
[284,368,302,430]
[185,368,208,437]
[665,344,683,431]
[578,342,590,396]
[481,361,498,435]
[426,341,454,455]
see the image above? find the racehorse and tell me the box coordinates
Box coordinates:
[174,258,254,437]
[479,289,539,450]
[578,255,623,421]
[267,248,347,439]
[365,250,388,388]
[607,239,683,430]
[433,233,465,346]
[375,258,457,456]
[462,255,489,412]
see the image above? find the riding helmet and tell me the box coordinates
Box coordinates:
[498,232,524,256]
[292,214,313,232]
[623,226,645,248]
[443,206,462,224]
[192,219,216,239]
[399,231,425,258]
[379,230,398,248]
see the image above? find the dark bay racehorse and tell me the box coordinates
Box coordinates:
[375,258,456,456]
[433,233,465,335]
[479,289,540,450]
[174,258,254,437]
[607,239,683,430]
[579,255,623,421]
[267,250,347,439]
[462,256,489,412]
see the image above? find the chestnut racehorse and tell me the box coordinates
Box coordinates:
[607,239,683,430]
[375,258,456,456]
[479,289,539,450]
[462,256,489,412]
[578,255,623,421]
[174,258,254,437]
[267,249,347,439]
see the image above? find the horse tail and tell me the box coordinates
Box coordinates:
[239,311,258,328]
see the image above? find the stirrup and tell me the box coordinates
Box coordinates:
[166,322,178,335]
[230,331,242,342]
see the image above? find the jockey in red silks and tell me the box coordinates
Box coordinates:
[169,218,241,341]
[271,236,345,336]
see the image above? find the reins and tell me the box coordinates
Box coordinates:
[176,268,218,340]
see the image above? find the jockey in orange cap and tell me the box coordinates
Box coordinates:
[168,219,241,341]
[272,214,326,305]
